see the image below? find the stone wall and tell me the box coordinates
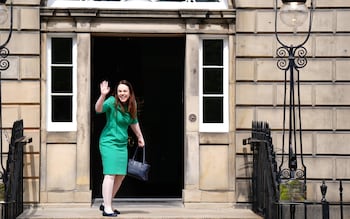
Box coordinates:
[235,0,350,205]
[5,0,350,209]
[0,0,41,203]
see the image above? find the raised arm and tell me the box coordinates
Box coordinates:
[130,122,145,147]
[95,80,110,113]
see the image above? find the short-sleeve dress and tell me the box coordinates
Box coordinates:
[98,96,138,175]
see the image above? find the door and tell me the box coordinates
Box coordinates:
[90,36,185,198]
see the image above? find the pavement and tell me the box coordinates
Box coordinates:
[17,199,263,219]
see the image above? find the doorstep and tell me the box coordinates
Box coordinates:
[17,199,263,219]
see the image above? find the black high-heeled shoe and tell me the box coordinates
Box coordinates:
[102,211,118,217]
[100,204,120,214]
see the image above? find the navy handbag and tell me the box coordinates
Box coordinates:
[127,145,150,181]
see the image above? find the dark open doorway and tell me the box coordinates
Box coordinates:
[90,36,185,198]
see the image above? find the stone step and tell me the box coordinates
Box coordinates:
[17,200,263,219]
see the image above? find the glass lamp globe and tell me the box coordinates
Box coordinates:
[280,2,308,28]
[0,4,8,25]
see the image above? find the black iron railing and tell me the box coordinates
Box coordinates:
[244,121,349,219]
[243,121,279,219]
[0,119,32,219]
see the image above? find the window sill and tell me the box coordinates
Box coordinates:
[46,131,77,143]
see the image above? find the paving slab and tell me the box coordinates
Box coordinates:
[17,200,263,219]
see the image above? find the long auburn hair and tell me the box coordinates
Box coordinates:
[114,80,137,119]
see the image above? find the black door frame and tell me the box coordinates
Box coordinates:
[90,36,185,199]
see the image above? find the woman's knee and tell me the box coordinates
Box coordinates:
[115,175,125,181]
[104,175,116,180]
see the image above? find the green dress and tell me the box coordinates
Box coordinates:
[98,96,138,175]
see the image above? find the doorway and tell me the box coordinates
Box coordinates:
[90,36,185,198]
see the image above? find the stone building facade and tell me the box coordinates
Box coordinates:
[0,0,349,210]
[235,0,350,205]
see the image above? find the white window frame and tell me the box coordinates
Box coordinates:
[199,37,229,133]
[47,35,77,132]
[47,0,228,10]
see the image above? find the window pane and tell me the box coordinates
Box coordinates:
[203,39,223,66]
[52,38,72,64]
[51,67,73,93]
[203,97,223,123]
[52,96,72,122]
[203,68,223,94]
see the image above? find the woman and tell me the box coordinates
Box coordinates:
[95,80,145,217]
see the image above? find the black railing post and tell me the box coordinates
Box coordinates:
[320,180,329,219]
[290,204,295,219]
[0,120,31,219]
[339,180,343,219]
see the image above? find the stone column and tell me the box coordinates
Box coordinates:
[183,34,201,204]
[75,32,92,202]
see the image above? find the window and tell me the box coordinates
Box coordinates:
[199,38,228,132]
[47,36,77,131]
[47,0,228,10]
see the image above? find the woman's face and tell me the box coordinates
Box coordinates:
[117,84,130,103]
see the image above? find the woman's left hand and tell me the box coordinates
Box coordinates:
[138,137,145,147]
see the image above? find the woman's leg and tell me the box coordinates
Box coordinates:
[112,175,125,198]
[102,174,115,213]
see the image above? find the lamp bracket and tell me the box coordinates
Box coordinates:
[0,1,12,51]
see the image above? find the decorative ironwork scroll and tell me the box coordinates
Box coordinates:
[0,47,10,71]
[276,46,308,71]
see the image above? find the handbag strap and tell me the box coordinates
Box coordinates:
[132,145,146,163]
